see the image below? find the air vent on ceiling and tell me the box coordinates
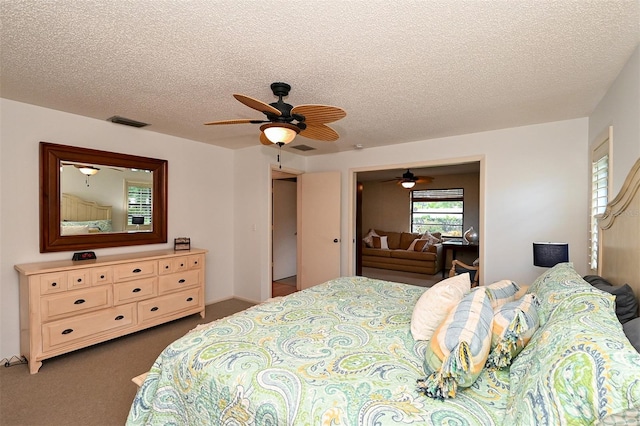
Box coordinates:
[290,144,316,152]
[107,116,149,128]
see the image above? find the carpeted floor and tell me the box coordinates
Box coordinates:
[0,298,255,426]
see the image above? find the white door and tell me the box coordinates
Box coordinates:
[298,171,341,289]
[272,179,297,280]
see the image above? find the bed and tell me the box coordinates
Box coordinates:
[127,161,640,425]
[60,193,112,234]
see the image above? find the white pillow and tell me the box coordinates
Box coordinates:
[407,238,420,251]
[378,235,389,249]
[411,273,471,341]
[60,225,89,235]
[362,229,379,247]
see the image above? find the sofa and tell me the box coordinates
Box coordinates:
[362,229,443,275]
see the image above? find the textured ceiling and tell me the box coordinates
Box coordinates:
[1,1,638,156]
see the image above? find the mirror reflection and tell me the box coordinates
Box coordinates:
[60,162,153,235]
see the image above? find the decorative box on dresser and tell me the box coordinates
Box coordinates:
[15,248,207,374]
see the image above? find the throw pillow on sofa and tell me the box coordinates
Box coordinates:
[418,286,493,399]
[362,229,379,248]
[371,235,389,249]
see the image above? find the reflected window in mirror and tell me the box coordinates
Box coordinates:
[126,180,153,231]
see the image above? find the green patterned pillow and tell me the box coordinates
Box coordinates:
[505,291,640,424]
[485,293,539,370]
[418,287,493,399]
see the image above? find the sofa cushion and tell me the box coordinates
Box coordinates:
[400,232,420,250]
[361,247,392,257]
[507,264,640,424]
[390,249,436,261]
[410,273,470,341]
[374,230,401,249]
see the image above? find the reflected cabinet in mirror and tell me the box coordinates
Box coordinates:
[40,142,168,252]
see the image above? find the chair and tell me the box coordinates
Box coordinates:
[449,259,479,287]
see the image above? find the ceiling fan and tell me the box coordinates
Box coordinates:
[384,169,434,188]
[204,82,346,146]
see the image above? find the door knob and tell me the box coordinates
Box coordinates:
[333,238,339,243]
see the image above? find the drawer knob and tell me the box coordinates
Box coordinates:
[133,268,142,273]
[194,261,198,265]
[77,278,82,283]
[100,275,105,279]
[178,279,186,284]
[62,329,73,335]
[180,263,184,267]
[150,307,159,312]
[115,315,124,321]
[186,297,193,302]
[74,299,86,305]
[51,282,58,287]
[165,265,169,269]
[132,288,141,293]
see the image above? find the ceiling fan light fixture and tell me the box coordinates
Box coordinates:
[260,123,299,144]
[77,166,100,176]
[401,180,416,189]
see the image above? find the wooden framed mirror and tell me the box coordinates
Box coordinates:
[40,142,168,252]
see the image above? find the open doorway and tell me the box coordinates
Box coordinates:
[355,161,482,287]
[272,170,299,297]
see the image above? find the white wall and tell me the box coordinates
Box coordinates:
[307,119,590,287]
[232,146,306,303]
[589,45,640,196]
[0,99,236,359]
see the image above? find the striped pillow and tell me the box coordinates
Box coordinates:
[418,287,493,399]
[486,294,539,370]
[484,279,520,310]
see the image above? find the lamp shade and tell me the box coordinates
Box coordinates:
[132,216,144,225]
[533,242,569,267]
[260,123,299,144]
[401,180,416,189]
[77,166,99,176]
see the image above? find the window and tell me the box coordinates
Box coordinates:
[590,128,611,271]
[125,181,152,230]
[411,188,463,236]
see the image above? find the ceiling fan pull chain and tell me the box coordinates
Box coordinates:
[277,142,284,169]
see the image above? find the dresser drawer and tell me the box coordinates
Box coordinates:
[158,256,189,275]
[188,254,204,269]
[39,272,68,295]
[41,286,113,321]
[68,270,91,290]
[113,261,157,282]
[138,288,201,324]
[42,303,136,351]
[158,269,200,294]
[91,267,113,286]
[113,277,157,305]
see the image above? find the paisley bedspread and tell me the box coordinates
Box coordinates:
[126,277,509,425]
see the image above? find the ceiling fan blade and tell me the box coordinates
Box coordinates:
[204,119,267,125]
[233,94,282,116]
[299,123,340,141]
[415,176,434,184]
[291,104,346,124]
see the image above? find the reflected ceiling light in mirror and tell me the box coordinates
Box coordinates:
[77,166,100,176]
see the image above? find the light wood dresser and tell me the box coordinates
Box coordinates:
[15,248,207,374]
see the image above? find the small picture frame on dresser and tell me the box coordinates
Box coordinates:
[72,251,97,261]
[174,237,191,251]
